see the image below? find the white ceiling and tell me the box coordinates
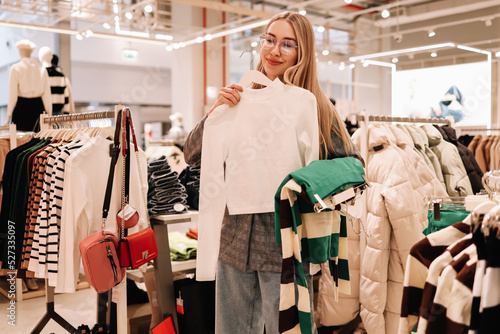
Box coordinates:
[0,0,498,66]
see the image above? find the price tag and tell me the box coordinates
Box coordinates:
[176,292,184,315]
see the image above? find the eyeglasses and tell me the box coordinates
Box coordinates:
[259,34,298,55]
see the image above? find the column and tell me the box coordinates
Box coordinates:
[171,2,227,130]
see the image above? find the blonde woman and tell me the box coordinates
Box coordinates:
[184,11,357,334]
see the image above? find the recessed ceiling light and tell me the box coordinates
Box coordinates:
[381,9,390,19]
[431,52,437,57]
[317,26,325,33]
[428,30,436,37]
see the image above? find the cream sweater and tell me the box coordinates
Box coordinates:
[197,79,319,281]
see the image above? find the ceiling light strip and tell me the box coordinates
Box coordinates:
[349,42,456,61]
[364,60,396,68]
[181,19,270,46]
[0,20,167,46]
[456,45,492,55]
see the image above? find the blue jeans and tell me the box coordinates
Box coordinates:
[215,261,317,334]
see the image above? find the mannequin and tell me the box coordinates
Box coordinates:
[38,46,75,115]
[6,40,52,131]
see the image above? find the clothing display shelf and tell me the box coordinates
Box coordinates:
[31,107,121,334]
[355,113,453,265]
[150,210,199,333]
[0,123,17,150]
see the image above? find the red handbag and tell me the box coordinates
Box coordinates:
[80,109,125,293]
[118,108,158,269]
[118,227,158,269]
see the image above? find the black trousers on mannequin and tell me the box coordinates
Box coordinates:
[12,96,45,132]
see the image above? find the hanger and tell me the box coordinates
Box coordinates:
[469,172,500,232]
[238,70,273,88]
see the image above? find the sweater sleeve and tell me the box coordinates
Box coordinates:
[7,66,19,121]
[62,77,75,114]
[184,115,208,167]
[40,68,52,116]
[196,107,230,281]
[297,92,319,165]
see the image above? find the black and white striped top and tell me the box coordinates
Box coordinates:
[46,66,73,114]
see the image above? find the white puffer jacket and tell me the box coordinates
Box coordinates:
[352,124,445,334]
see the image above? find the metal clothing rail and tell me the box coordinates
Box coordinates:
[355,114,452,125]
[40,110,117,130]
[457,128,500,131]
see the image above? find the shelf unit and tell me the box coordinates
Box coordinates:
[150,211,198,333]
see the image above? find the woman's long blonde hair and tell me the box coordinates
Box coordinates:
[255,11,353,159]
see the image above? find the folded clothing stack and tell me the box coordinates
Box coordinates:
[169,231,197,261]
[147,156,188,215]
[179,166,200,210]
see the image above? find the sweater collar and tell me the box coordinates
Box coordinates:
[240,77,285,101]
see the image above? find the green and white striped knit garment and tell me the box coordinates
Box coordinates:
[274,158,366,334]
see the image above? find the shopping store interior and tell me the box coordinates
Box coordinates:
[0,0,499,333]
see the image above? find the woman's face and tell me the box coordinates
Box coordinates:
[261,20,298,81]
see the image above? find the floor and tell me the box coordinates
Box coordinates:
[0,279,97,334]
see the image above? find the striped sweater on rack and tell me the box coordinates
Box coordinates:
[426,244,477,333]
[275,158,366,334]
[399,221,470,333]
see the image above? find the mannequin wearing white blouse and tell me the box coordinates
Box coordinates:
[5,40,52,131]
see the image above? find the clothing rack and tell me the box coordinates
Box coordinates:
[32,107,121,334]
[0,124,17,150]
[356,112,454,267]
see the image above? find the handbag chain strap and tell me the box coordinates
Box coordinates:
[120,108,128,239]
[119,108,151,240]
[125,108,151,228]
[101,109,124,232]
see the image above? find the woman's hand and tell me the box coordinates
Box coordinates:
[207,84,243,116]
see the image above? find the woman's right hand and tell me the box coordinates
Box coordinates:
[207,83,243,116]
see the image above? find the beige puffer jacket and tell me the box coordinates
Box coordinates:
[351,124,445,334]
[421,124,473,197]
[403,124,446,191]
